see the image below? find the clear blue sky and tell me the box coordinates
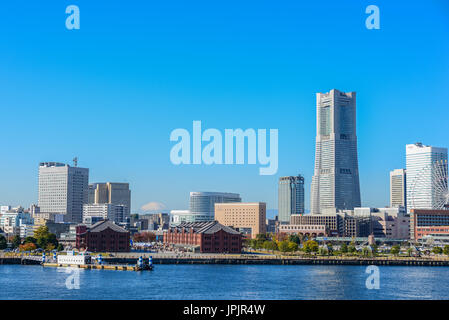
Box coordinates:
[1,1,448,215]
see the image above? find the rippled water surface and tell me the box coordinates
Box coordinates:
[1,264,449,299]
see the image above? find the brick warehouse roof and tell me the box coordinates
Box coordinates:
[170,221,241,235]
[88,219,129,233]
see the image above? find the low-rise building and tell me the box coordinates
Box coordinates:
[354,207,410,239]
[410,209,449,241]
[289,212,371,238]
[279,224,327,236]
[266,216,278,234]
[170,210,194,226]
[164,221,242,253]
[76,220,130,252]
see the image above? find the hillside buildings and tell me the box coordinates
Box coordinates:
[214,202,266,238]
[310,89,361,214]
[278,175,304,223]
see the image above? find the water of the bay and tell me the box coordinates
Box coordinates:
[1,264,448,299]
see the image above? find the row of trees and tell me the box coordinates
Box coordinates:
[132,232,157,242]
[0,226,63,252]
[245,234,320,253]
[246,233,449,257]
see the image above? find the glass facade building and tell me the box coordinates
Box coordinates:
[278,175,305,223]
[311,89,361,214]
[189,192,241,222]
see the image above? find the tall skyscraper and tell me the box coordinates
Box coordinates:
[88,182,131,218]
[38,162,89,223]
[406,143,448,211]
[278,175,305,223]
[189,192,241,222]
[390,169,407,209]
[311,89,361,214]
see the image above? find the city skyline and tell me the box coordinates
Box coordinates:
[1,1,449,213]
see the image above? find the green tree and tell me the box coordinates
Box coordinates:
[303,240,319,253]
[24,237,37,244]
[34,226,58,249]
[340,243,348,253]
[432,246,443,255]
[256,234,268,241]
[0,235,7,250]
[278,240,290,253]
[348,245,357,254]
[288,234,301,245]
[443,245,449,256]
[57,243,64,252]
[287,241,298,252]
[263,240,277,252]
[12,235,21,248]
[390,245,400,255]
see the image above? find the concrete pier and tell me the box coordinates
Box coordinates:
[2,255,449,267]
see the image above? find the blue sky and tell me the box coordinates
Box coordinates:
[1,1,448,215]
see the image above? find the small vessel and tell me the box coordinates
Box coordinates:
[42,251,154,271]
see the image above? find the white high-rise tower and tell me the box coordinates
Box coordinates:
[38,162,89,223]
[406,143,448,211]
[311,89,361,214]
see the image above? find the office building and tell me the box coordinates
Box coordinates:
[406,143,448,211]
[214,202,266,238]
[278,175,305,223]
[310,89,361,214]
[266,216,278,234]
[189,192,241,222]
[88,182,131,217]
[390,169,407,209]
[82,203,127,224]
[38,162,89,223]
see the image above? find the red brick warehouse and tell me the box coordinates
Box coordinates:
[76,220,130,252]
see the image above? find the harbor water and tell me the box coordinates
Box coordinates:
[1,264,449,300]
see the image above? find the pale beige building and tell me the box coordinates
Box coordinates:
[214,202,266,238]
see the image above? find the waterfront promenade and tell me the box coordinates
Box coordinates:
[2,252,449,267]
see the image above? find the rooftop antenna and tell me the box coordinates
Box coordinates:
[73,157,78,167]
